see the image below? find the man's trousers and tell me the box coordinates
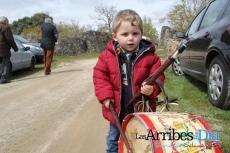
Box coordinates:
[43,48,54,74]
[0,57,10,82]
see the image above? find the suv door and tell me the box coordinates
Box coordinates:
[180,8,206,74]
[189,0,229,78]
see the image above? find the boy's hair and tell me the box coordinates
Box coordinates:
[112,9,143,33]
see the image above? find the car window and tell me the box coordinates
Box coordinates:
[185,8,206,37]
[200,0,229,29]
[15,40,25,50]
[13,35,30,43]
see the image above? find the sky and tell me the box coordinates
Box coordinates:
[0,0,180,34]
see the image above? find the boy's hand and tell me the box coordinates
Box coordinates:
[141,82,154,96]
[103,99,114,108]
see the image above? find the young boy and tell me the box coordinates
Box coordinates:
[93,9,165,152]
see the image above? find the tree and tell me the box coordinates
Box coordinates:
[160,0,210,32]
[10,12,51,35]
[31,12,51,27]
[11,17,32,35]
[21,25,42,42]
[90,5,117,32]
[142,16,158,43]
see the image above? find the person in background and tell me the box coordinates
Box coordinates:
[0,16,18,84]
[93,9,165,153]
[40,17,58,75]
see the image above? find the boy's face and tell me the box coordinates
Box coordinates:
[112,21,142,52]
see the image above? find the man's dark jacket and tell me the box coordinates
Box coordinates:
[40,23,58,49]
[0,23,18,57]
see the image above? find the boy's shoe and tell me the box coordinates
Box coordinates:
[0,80,11,84]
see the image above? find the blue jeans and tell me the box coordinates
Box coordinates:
[106,123,120,153]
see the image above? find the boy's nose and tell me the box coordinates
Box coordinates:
[128,35,134,40]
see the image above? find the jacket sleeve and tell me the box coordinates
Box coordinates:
[54,26,58,42]
[5,26,18,51]
[93,52,115,104]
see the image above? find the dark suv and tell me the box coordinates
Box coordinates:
[172,0,230,109]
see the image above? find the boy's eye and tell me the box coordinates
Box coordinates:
[122,33,128,36]
[121,32,140,36]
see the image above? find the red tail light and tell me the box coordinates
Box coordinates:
[228,25,230,32]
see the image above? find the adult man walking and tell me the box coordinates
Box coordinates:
[41,17,58,75]
[0,16,18,84]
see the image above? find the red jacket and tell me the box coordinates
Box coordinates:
[93,40,165,124]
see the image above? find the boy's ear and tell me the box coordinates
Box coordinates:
[112,33,117,41]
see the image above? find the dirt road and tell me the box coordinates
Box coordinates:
[0,58,108,153]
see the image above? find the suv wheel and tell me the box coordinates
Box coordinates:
[207,56,230,109]
[172,58,184,76]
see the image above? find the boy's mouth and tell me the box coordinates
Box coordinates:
[127,43,134,47]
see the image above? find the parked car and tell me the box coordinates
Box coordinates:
[13,35,43,62]
[0,39,36,77]
[172,0,230,109]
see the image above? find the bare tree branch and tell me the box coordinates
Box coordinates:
[90,5,117,32]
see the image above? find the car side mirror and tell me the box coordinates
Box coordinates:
[25,46,30,51]
[176,32,185,38]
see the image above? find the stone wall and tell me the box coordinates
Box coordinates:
[166,39,180,52]
[159,26,173,47]
[159,26,179,51]
[55,31,111,55]
[54,28,180,55]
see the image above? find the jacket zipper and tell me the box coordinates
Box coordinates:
[114,46,122,117]
[130,47,150,98]
[114,46,151,115]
